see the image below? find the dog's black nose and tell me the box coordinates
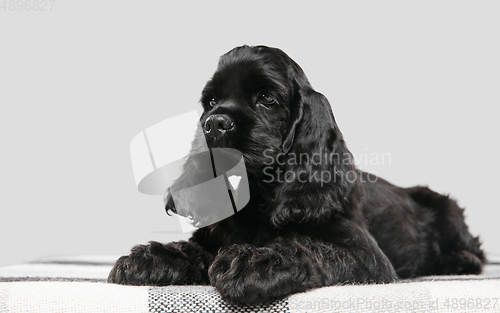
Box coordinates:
[204,115,234,138]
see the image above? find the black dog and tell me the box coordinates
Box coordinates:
[109,45,485,305]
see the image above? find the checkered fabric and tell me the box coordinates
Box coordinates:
[0,255,499,312]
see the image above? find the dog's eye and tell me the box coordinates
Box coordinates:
[209,98,216,107]
[257,94,276,107]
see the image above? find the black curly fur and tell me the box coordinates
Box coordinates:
[108,45,485,305]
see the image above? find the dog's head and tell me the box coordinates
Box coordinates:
[197,46,299,173]
[198,45,356,226]
[168,46,356,227]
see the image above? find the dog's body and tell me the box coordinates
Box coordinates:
[109,46,484,305]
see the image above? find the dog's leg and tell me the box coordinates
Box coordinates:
[406,186,485,275]
[108,240,213,286]
[208,231,397,305]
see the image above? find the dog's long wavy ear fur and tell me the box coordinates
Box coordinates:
[269,64,356,227]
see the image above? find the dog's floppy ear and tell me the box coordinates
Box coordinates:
[270,67,356,227]
[282,80,303,154]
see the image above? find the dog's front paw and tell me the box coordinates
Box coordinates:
[208,244,299,305]
[108,241,210,286]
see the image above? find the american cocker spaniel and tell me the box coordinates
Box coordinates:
[108,45,485,305]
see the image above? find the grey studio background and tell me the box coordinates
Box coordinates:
[1,1,499,267]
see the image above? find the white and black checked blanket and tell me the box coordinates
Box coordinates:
[1,255,499,312]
